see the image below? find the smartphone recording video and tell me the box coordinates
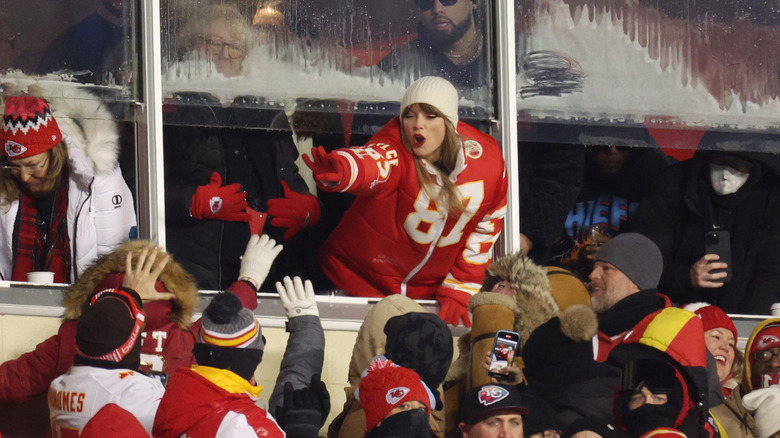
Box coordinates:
[488,330,520,379]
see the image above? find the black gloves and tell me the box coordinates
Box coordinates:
[276,374,331,438]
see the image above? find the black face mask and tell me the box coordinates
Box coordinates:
[366,409,435,438]
[620,403,679,438]
[616,390,682,438]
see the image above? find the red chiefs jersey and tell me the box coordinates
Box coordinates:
[320,117,508,304]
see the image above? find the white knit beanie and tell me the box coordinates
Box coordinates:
[743,387,780,438]
[399,76,459,127]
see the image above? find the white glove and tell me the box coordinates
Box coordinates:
[275,276,318,318]
[239,234,283,289]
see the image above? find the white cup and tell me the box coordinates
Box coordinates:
[771,303,780,317]
[26,271,55,284]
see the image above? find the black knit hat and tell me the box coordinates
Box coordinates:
[523,307,618,386]
[383,312,453,410]
[75,288,145,370]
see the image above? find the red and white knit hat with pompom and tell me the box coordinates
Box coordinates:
[1,96,62,159]
[356,355,435,432]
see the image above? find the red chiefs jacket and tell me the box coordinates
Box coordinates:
[319,117,508,305]
[153,367,285,438]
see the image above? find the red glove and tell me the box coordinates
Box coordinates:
[266,181,321,240]
[302,146,351,192]
[191,172,250,222]
[436,287,472,327]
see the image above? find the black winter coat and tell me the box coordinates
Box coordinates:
[163,93,315,290]
[634,152,780,314]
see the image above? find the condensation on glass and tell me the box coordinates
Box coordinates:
[515,0,780,152]
[160,0,496,133]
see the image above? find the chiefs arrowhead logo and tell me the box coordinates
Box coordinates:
[209,196,223,214]
[4,140,27,157]
[385,386,410,405]
[478,385,510,406]
[464,140,483,159]
[758,335,780,350]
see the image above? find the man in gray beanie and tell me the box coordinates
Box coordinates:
[588,232,672,361]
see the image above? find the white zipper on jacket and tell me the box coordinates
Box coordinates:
[400,210,448,296]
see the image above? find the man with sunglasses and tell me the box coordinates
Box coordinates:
[635,137,780,314]
[377,0,487,92]
[0,93,136,283]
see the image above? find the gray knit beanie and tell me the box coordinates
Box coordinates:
[595,233,662,290]
[199,291,264,351]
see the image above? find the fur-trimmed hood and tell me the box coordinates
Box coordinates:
[479,252,560,346]
[62,240,200,329]
[0,74,120,175]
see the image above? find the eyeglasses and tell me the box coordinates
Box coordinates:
[202,37,245,59]
[414,0,459,10]
[754,349,780,363]
[1,154,50,176]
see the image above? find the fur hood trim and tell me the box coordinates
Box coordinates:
[468,291,518,312]
[480,252,559,347]
[61,240,199,329]
[0,75,119,175]
[559,304,598,342]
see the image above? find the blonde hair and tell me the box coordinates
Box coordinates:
[0,143,68,207]
[177,4,253,56]
[401,103,465,214]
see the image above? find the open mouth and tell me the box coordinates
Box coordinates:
[413,134,426,147]
[714,355,726,365]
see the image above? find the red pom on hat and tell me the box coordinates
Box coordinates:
[357,356,434,432]
[1,96,62,159]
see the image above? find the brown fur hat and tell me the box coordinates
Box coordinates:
[62,241,199,329]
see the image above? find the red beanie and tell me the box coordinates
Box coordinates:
[357,356,434,432]
[683,302,737,341]
[751,325,780,353]
[1,96,62,159]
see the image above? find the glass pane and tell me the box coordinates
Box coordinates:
[3,0,139,108]
[0,0,140,284]
[160,0,497,292]
[516,0,780,146]
[161,0,495,131]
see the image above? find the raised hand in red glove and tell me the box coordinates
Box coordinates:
[436,287,472,327]
[266,181,321,240]
[190,172,250,222]
[302,146,351,192]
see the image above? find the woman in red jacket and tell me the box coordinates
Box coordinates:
[304,76,508,327]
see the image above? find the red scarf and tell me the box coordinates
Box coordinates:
[12,176,70,283]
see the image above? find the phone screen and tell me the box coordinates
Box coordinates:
[489,331,519,374]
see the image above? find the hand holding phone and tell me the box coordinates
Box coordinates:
[487,330,520,380]
[700,229,732,284]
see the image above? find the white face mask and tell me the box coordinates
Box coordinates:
[710,163,750,195]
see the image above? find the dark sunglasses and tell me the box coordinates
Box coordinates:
[415,0,458,10]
